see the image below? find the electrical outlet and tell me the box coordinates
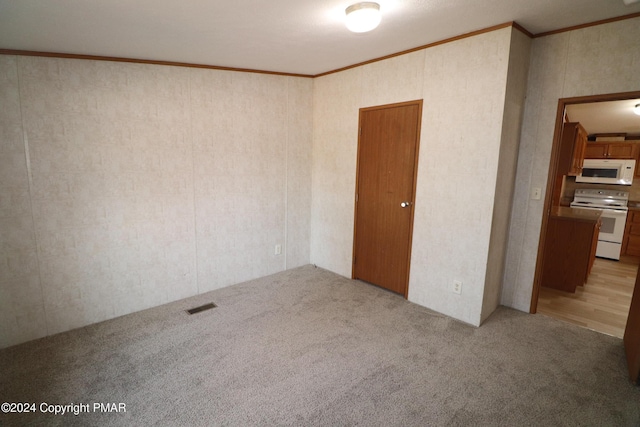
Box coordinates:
[275,244,282,255]
[453,280,462,295]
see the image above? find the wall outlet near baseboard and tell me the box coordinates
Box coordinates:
[275,244,282,255]
[452,280,462,295]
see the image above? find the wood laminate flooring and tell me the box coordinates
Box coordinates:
[538,256,638,338]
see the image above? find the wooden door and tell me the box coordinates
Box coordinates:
[624,267,640,384]
[353,100,422,297]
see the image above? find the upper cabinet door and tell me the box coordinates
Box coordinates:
[607,143,636,159]
[584,143,608,159]
[584,142,637,159]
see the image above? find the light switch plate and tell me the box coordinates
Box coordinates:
[531,187,542,200]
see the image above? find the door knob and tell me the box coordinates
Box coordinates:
[400,202,412,208]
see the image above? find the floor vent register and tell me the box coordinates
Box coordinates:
[186,302,217,315]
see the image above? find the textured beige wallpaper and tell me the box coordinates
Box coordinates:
[0,56,46,346]
[311,67,362,277]
[481,29,532,323]
[409,28,514,326]
[311,28,518,326]
[502,16,640,311]
[0,56,312,348]
[5,17,634,348]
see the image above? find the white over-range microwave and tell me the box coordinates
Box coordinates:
[576,159,636,185]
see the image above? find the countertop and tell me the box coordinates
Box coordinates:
[628,201,640,209]
[551,206,602,222]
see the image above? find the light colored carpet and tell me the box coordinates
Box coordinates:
[1,265,639,426]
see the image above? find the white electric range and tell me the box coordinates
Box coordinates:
[570,188,629,260]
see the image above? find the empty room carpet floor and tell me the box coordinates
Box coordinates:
[1,265,639,426]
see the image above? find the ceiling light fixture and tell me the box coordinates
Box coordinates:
[634,104,640,116]
[345,2,381,33]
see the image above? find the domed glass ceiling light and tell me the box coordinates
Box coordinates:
[634,104,640,116]
[345,2,381,33]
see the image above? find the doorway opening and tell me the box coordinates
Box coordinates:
[531,91,640,339]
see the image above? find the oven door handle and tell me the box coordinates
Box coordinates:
[570,205,628,216]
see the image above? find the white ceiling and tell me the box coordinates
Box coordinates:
[1,0,639,76]
[567,100,640,137]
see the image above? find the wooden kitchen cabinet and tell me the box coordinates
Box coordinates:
[551,122,588,206]
[584,143,608,158]
[623,208,640,257]
[558,122,587,176]
[541,207,601,293]
[584,142,637,160]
